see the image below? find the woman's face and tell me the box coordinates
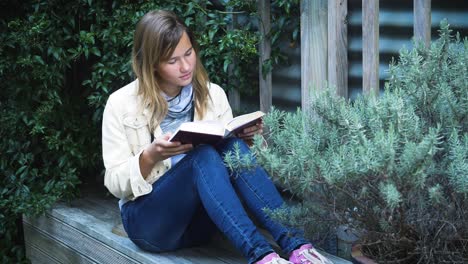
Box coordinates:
[156,32,196,97]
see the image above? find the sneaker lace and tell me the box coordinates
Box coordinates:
[299,248,333,264]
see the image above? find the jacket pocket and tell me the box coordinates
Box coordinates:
[122,114,150,155]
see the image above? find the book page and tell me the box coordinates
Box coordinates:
[177,121,225,135]
[226,111,265,133]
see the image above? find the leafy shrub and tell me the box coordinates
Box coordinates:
[245,21,467,263]
[1,1,101,261]
[0,0,300,262]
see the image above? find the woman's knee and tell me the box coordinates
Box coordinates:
[190,145,231,181]
[191,144,223,164]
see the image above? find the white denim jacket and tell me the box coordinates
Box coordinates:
[102,80,233,200]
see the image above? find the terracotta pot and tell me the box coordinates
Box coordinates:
[351,244,378,264]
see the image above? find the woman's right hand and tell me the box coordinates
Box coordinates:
[148,133,193,162]
[139,133,193,178]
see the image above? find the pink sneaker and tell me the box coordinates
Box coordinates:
[289,244,334,264]
[255,252,292,264]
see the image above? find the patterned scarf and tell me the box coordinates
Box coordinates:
[160,84,194,134]
[160,84,194,166]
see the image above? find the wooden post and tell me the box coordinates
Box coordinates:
[228,86,241,112]
[301,0,328,112]
[362,0,379,96]
[258,0,272,113]
[414,0,431,47]
[227,7,240,112]
[328,0,348,98]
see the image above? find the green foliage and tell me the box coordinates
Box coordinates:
[224,142,256,173]
[1,1,100,261]
[235,22,467,263]
[1,0,299,262]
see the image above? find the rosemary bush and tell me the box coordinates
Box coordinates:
[240,21,467,263]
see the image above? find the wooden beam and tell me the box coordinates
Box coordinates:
[23,194,354,264]
[301,0,328,112]
[328,0,348,98]
[258,0,272,113]
[227,7,240,112]
[228,88,241,113]
[414,0,431,47]
[362,0,379,96]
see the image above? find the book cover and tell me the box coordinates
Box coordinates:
[169,111,265,145]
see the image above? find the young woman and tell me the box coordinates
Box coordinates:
[102,10,332,264]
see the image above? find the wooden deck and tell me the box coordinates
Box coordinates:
[23,186,351,264]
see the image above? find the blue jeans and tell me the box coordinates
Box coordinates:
[121,138,308,263]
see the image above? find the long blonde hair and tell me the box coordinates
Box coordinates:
[132,10,210,131]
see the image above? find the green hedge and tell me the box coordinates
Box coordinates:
[0,0,298,262]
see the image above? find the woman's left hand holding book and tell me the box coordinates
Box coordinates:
[235,119,264,146]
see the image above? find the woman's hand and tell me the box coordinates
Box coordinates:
[236,120,264,146]
[149,133,193,161]
[139,133,193,178]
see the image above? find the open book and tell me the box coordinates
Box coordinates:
[169,111,265,145]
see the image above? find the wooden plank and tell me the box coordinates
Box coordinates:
[24,214,139,264]
[24,199,246,264]
[258,0,272,113]
[70,196,120,223]
[24,222,97,264]
[328,0,348,98]
[227,8,241,112]
[228,90,240,113]
[25,242,62,264]
[362,0,379,96]
[301,0,328,112]
[52,186,246,263]
[23,183,352,264]
[413,0,431,47]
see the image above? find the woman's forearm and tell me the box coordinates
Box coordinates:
[139,149,159,179]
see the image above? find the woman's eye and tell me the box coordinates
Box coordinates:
[185,50,192,56]
[167,59,176,64]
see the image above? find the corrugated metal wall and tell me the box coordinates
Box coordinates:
[270,0,468,111]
